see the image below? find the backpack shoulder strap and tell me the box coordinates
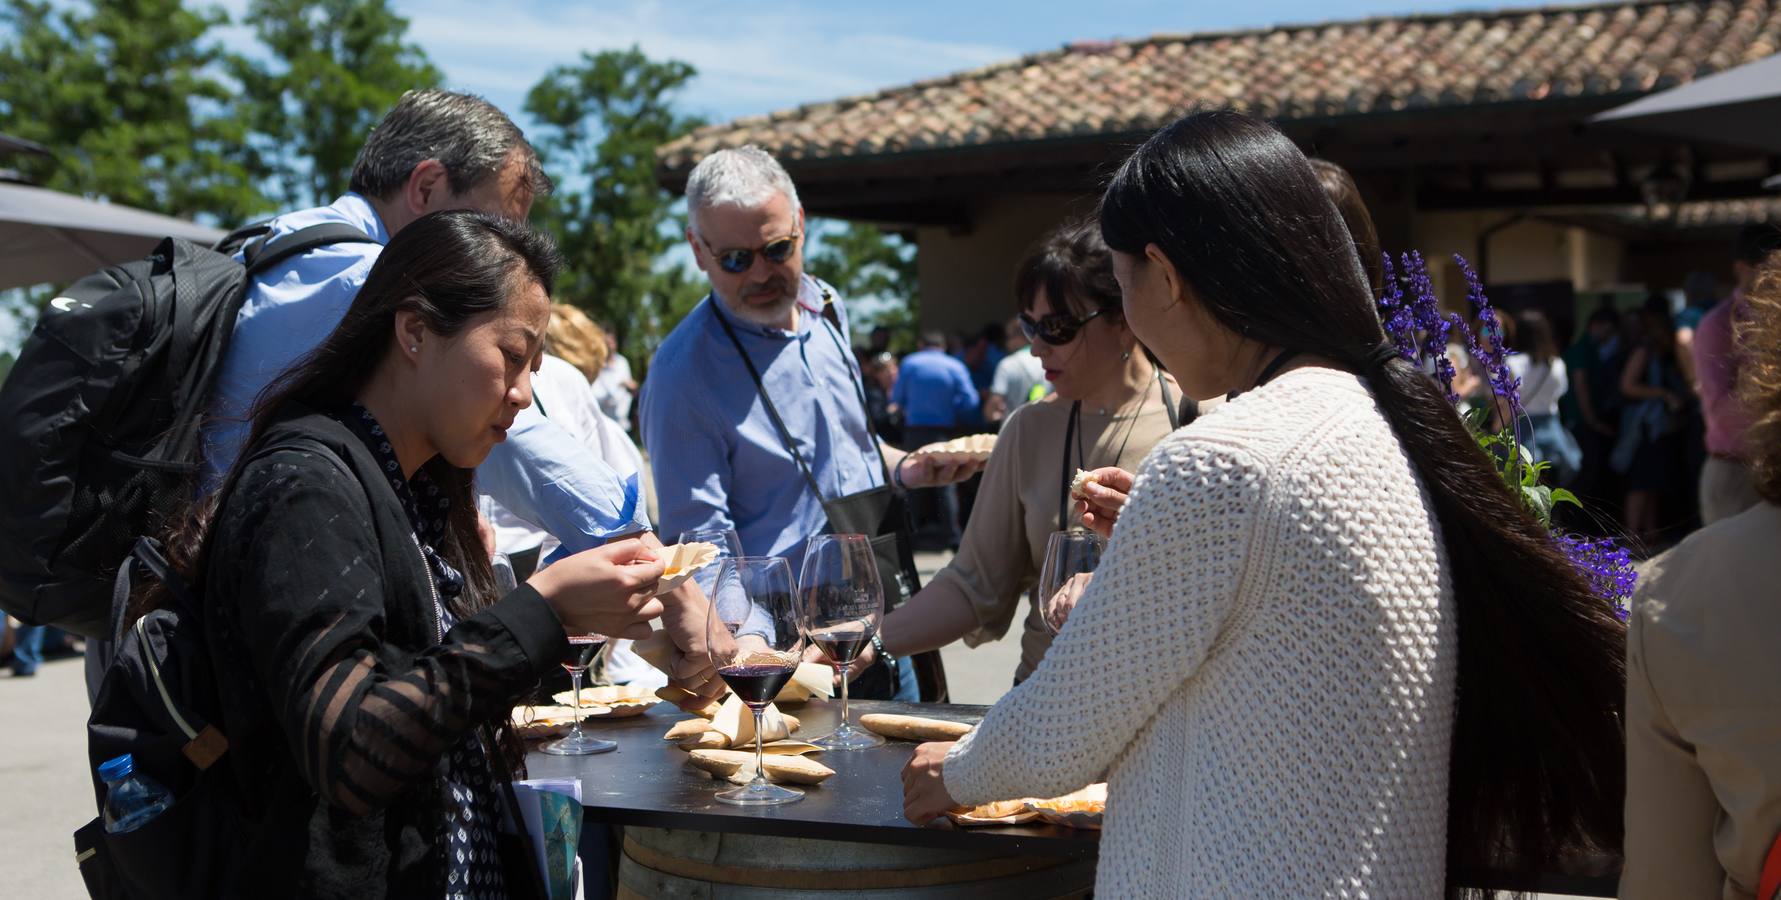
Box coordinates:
[243,223,380,277]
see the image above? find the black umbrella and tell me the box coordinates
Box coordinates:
[0,181,224,291]
[0,132,50,157]
[1593,53,1781,154]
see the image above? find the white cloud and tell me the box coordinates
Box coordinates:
[395,0,1017,122]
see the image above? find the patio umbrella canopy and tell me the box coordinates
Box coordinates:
[0,182,225,292]
[1593,52,1781,154]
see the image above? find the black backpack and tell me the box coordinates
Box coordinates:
[75,537,234,900]
[0,223,377,637]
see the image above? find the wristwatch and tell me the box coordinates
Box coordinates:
[872,632,894,674]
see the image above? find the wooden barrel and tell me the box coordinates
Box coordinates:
[615,827,1095,899]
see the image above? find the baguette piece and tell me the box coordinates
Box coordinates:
[858,713,973,742]
[663,718,712,741]
[688,749,834,785]
[655,685,723,719]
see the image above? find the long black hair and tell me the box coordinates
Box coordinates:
[1099,110,1624,888]
[156,210,561,623]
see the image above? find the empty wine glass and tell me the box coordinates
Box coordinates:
[799,533,884,750]
[1038,530,1103,635]
[678,527,745,596]
[707,556,806,806]
[539,631,615,755]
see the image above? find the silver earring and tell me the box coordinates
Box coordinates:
[410,345,419,352]
[1121,350,1131,361]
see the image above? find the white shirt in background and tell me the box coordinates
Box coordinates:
[593,352,635,432]
[990,346,1050,412]
[484,354,664,689]
[1506,353,1569,416]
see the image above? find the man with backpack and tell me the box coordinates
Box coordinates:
[197,88,719,691]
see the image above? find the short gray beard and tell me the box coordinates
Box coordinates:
[717,287,799,328]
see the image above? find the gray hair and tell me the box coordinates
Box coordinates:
[349,88,553,201]
[684,146,800,229]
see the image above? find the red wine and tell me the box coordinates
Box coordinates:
[811,630,869,665]
[564,636,606,672]
[718,663,797,707]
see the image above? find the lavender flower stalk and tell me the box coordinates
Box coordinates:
[1377,252,1636,615]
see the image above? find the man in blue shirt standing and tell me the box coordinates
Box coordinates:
[642,147,977,700]
[894,332,980,550]
[198,89,721,698]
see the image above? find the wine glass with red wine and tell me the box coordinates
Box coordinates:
[539,632,615,756]
[706,556,806,806]
[798,533,885,750]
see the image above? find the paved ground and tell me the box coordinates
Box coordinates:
[1,650,97,899]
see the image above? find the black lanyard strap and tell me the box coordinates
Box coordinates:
[1055,366,1183,529]
[712,293,889,509]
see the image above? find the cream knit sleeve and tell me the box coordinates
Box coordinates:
[943,434,1266,805]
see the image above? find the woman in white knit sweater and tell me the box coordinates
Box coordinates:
[900,111,1625,897]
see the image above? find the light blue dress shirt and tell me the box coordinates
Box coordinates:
[892,348,980,428]
[641,276,883,576]
[201,193,646,547]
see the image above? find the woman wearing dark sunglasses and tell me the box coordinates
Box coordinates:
[879,218,1190,684]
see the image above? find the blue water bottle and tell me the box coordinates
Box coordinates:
[98,753,171,834]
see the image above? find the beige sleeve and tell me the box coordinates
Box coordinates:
[928,415,1040,647]
[1619,581,1737,900]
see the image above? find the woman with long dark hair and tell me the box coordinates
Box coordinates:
[178,210,666,897]
[901,111,1624,896]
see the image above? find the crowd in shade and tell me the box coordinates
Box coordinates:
[7,81,1781,900]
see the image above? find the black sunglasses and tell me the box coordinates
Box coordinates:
[697,232,801,275]
[1019,307,1104,345]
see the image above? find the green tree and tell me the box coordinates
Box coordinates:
[523,46,703,370]
[230,0,441,209]
[0,0,266,222]
[807,220,919,346]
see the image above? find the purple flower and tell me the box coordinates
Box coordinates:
[1452,256,1523,426]
[1377,251,1463,404]
[1558,534,1637,620]
[1378,252,1638,617]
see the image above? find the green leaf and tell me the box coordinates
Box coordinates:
[1550,488,1582,510]
[1521,483,1554,526]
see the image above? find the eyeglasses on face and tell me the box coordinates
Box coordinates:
[697,232,801,275]
[1019,307,1105,345]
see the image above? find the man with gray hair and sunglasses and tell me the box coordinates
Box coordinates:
[642,146,978,702]
[192,88,724,699]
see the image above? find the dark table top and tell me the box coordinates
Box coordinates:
[525,698,1099,858]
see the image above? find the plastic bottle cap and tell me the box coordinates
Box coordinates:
[97,754,134,782]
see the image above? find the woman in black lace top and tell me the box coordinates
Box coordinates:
[173,211,666,898]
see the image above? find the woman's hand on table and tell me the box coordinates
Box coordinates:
[804,641,875,687]
[528,537,664,639]
[1074,466,1135,541]
[902,741,960,825]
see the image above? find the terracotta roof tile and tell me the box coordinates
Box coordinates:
[659,0,1781,173]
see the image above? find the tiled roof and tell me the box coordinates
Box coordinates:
[658,0,1781,173]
